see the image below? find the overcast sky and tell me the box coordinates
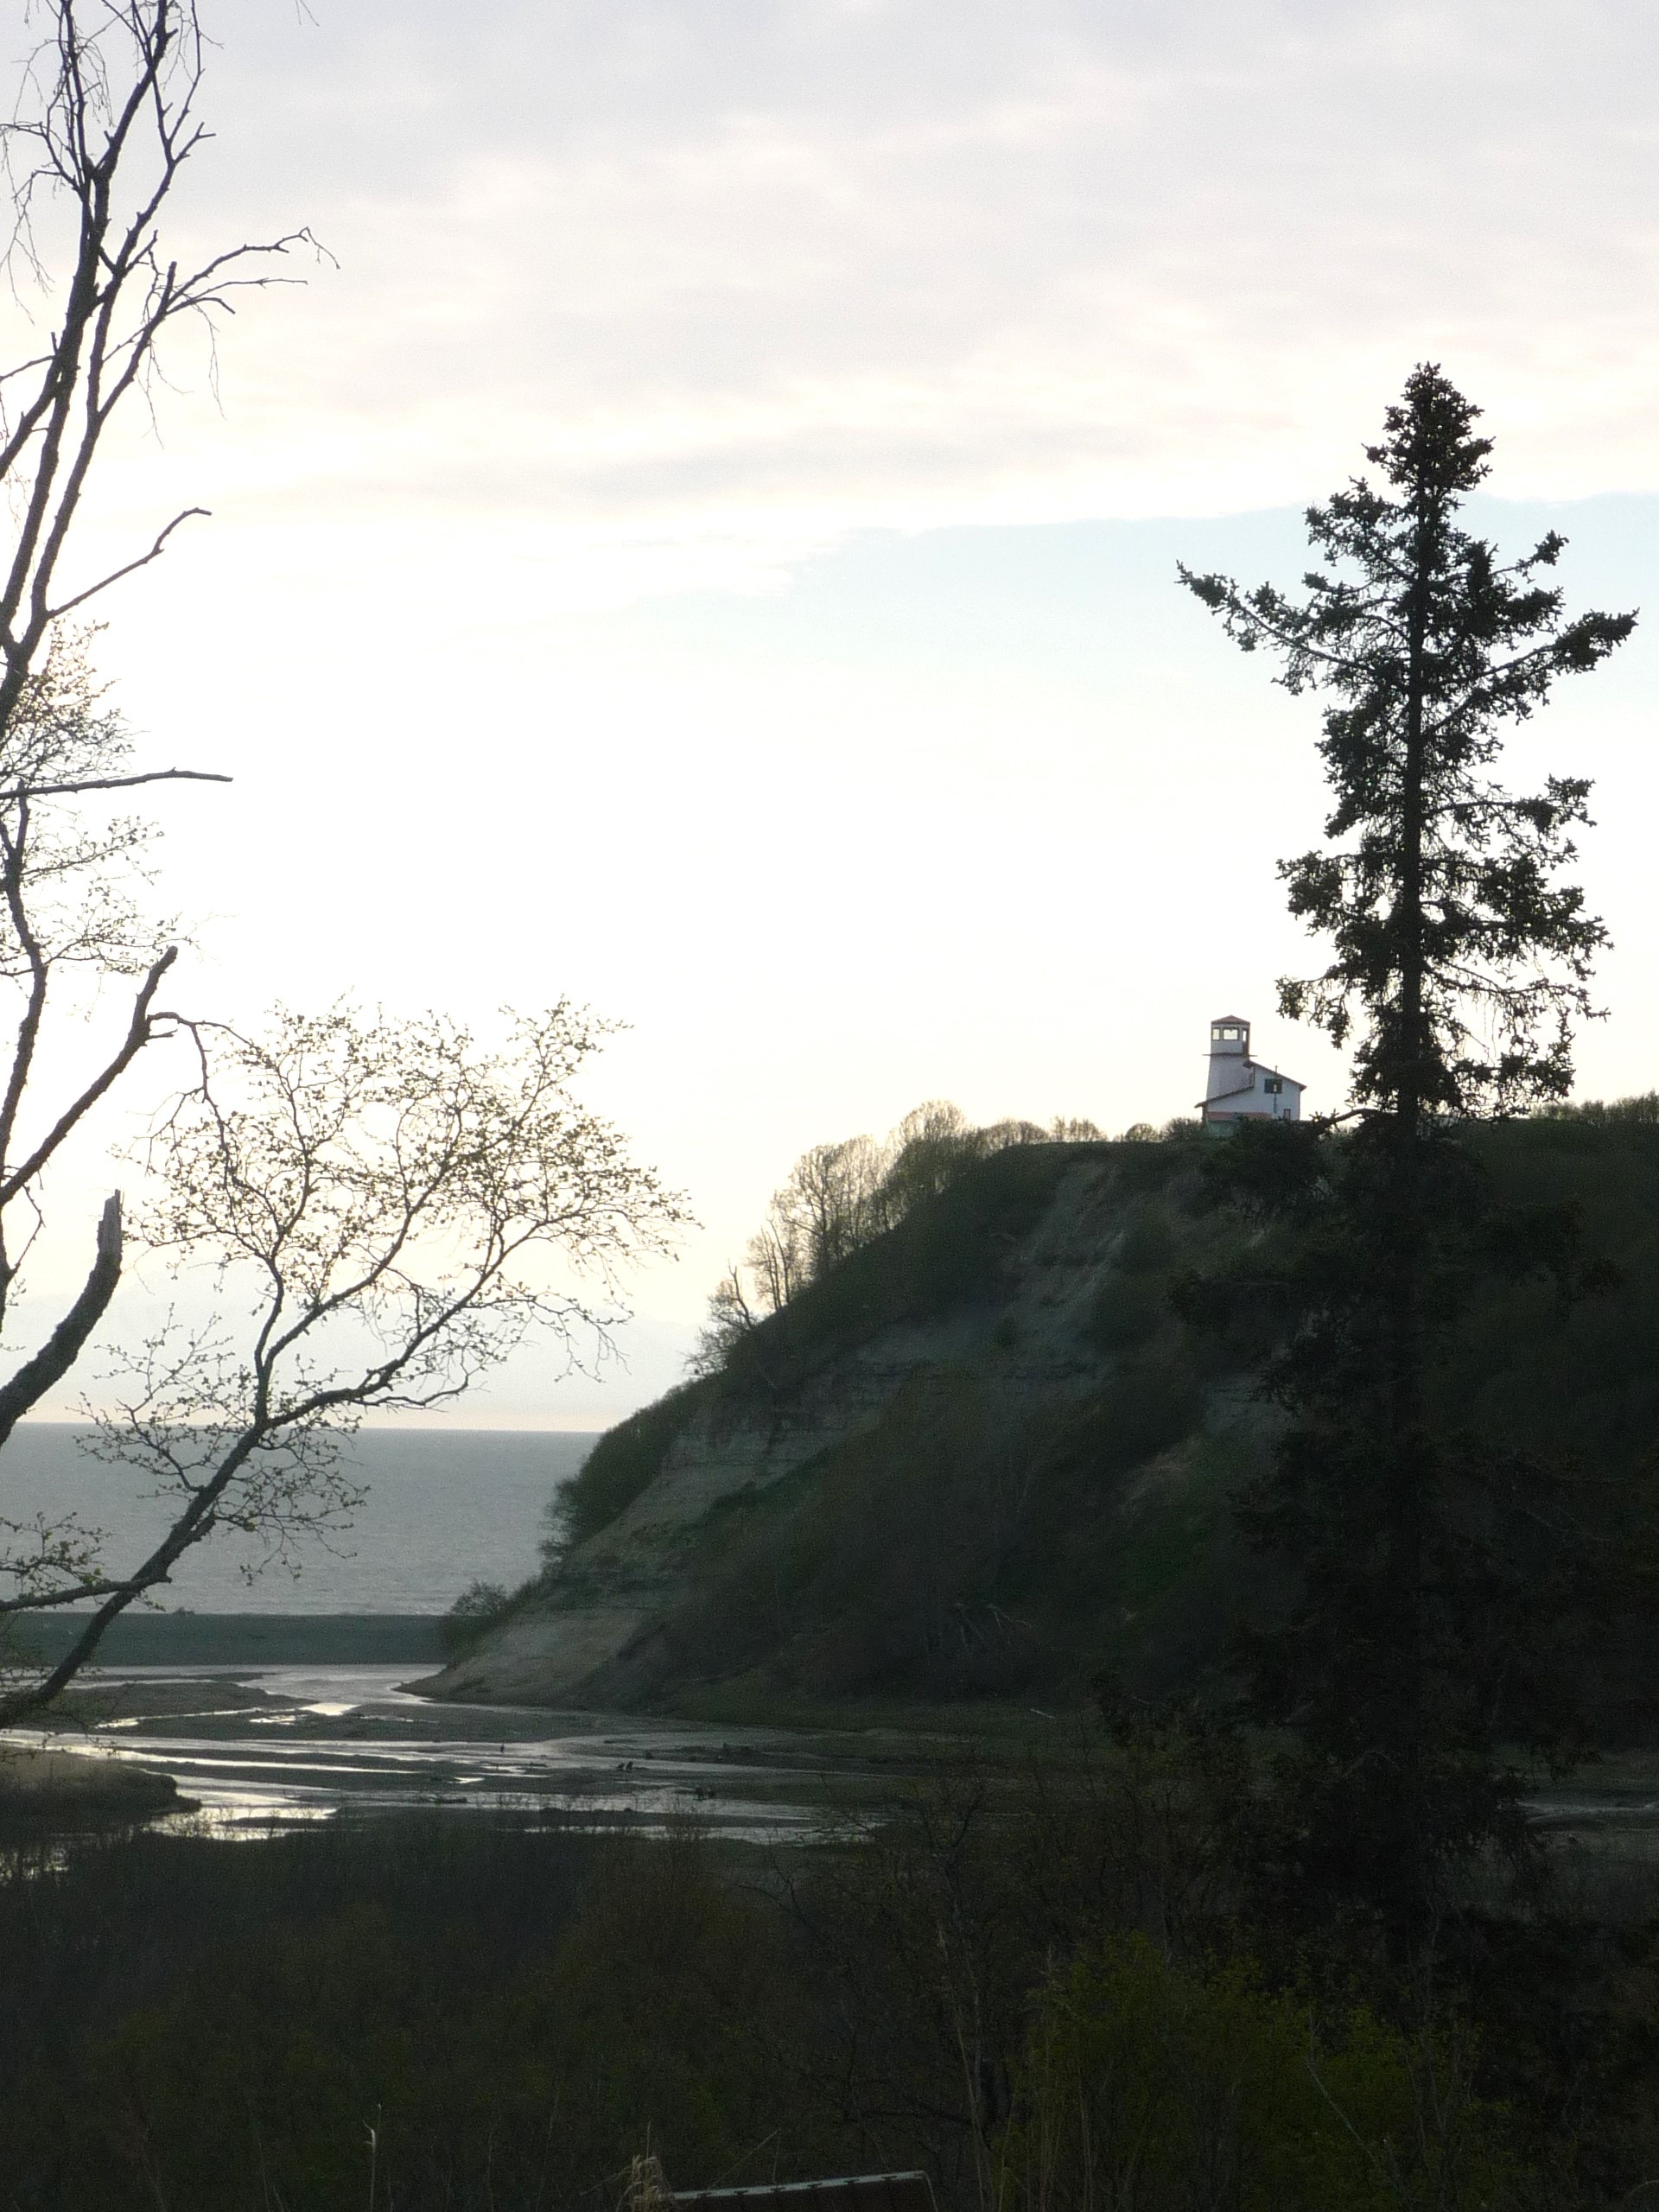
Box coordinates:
[14,0,1659,1423]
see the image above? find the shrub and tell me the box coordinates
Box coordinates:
[438,1580,516,1661]
[1001,1936,1526,2212]
[1117,1203,1177,1274]
[561,1382,710,1546]
[1088,1274,1162,1352]
[1536,1091,1659,1126]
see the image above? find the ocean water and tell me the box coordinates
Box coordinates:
[1,1425,599,1614]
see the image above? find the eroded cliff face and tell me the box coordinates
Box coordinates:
[422,1147,1248,1709]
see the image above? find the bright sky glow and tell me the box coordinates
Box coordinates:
[10,0,1659,1423]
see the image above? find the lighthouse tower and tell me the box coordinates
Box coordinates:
[1198,1015,1304,1134]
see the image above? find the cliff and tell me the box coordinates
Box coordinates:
[424,1117,1659,1715]
[428,1139,1280,1708]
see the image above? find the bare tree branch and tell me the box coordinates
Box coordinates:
[0,1006,687,1723]
[0,940,175,1205]
[0,1,321,734]
[0,766,230,802]
[44,503,208,618]
[0,1188,119,1449]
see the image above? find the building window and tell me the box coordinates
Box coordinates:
[1263,1076,1283,1094]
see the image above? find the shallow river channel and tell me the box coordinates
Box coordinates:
[3,1663,875,1840]
[10,1664,1659,1859]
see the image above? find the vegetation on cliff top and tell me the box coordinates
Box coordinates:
[689,1097,1116,1376]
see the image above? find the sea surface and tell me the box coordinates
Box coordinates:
[3,1426,599,1614]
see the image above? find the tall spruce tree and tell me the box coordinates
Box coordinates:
[1179,365,1636,1945]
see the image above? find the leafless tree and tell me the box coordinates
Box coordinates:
[0,4,685,1719]
[782,1135,887,1278]
[0,0,311,1397]
[872,1099,978,1226]
[0,0,311,1712]
[744,1221,802,1314]
[686,1260,764,1378]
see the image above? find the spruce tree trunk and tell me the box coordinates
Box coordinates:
[1388,486,1433,1949]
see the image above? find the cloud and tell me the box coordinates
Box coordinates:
[20,0,1651,608]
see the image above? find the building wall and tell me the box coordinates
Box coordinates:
[1204,1063,1302,1122]
[1205,1047,1249,1101]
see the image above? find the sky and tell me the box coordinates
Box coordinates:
[8,0,1659,1425]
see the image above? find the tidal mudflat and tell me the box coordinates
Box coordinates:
[12,1662,1659,1877]
[1,1663,874,1839]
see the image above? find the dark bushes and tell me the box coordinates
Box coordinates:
[562,1380,714,1547]
[0,1819,819,2212]
[439,1578,516,1659]
[6,1744,1657,2207]
[1000,1940,1522,2212]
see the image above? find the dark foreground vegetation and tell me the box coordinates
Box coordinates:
[6,1736,1659,2212]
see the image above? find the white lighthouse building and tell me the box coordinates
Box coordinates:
[1198,1015,1304,1134]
